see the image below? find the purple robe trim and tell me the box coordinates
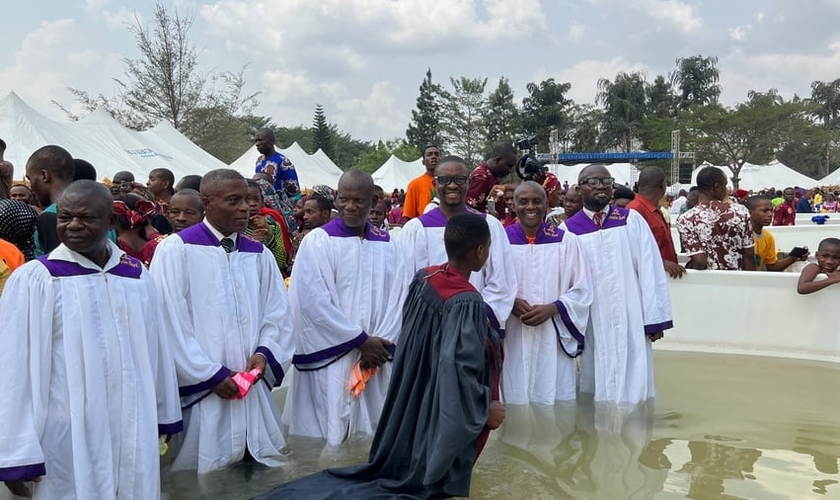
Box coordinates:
[564,206,629,235]
[179,366,232,397]
[255,346,285,387]
[37,255,143,279]
[506,223,566,245]
[292,331,369,366]
[320,218,390,242]
[0,463,46,481]
[158,420,184,436]
[178,223,263,253]
[485,304,505,339]
[644,320,674,334]
[418,207,486,228]
[553,300,585,344]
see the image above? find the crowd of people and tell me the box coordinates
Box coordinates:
[0,131,837,499]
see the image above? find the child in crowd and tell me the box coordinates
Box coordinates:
[797,237,840,294]
[746,195,809,271]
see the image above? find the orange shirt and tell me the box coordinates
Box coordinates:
[403,173,435,219]
[0,238,24,271]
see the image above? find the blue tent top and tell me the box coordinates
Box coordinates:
[553,152,673,164]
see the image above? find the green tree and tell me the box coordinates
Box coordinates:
[647,75,675,118]
[809,79,840,177]
[596,71,648,152]
[565,104,603,152]
[330,126,374,170]
[311,103,334,160]
[440,76,489,166]
[484,77,520,150]
[351,139,419,173]
[669,55,721,112]
[406,68,444,151]
[521,78,573,153]
[684,93,812,189]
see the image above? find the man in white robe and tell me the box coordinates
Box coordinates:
[286,170,402,447]
[399,155,516,337]
[150,169,294,473]
[504,182,592,405]
[561,165,672,404]
[0,180,182,499]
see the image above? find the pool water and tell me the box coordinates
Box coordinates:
[4,352,838,499]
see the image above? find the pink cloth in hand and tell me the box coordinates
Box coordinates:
[231,367,263,399]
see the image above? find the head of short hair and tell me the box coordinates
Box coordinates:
[488,143,517,161]
[434,155,469,176]
[745,195,772,211]
[696,167,726,191]
[0,138,6,152]
[444,212,490,261]
[113,171,135,183]
[818,237,840,252]
[58,180,112,217]
[422,144,439,156]
[257,127,276,141]
[200,169,246,197]
[72,159,97,181]
[150,168,176,195]
[308,194,333,212]
[176,174,202,192]
[637,166,666,192]
[27,145,75,183]
[171,188,203,209]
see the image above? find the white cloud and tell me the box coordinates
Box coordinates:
[84,0,137,30]
[537,57,649,104]
[728,24,752,42]
[331,81,406,140]
[567,24,586,43]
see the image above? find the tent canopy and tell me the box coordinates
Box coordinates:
[547,163,639,187]
[0,91,227,182]
[229,143,344,189]
[691,161,818,191]
[371,155,424,191]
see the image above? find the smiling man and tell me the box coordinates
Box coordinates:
[149,169,295,473]
[286,170,402,447]
[399,155,516,339]
[0,180,182,499]
[504,181,592,405]
[561,164,673,405]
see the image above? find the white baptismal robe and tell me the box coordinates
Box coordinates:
[149,222,294,473]
[286,219,403,447]
[504,223,592,405]
[398,207,516,336]
[562,207,673,404]
[0,243,182,499]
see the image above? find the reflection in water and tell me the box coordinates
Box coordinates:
[2,352,835,499]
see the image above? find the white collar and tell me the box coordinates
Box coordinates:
[48,240,127,272]
[203,219,238,244]
[582,205,610,221]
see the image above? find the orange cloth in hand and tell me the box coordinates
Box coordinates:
[349,362,378,398]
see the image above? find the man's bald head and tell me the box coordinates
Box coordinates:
[578,164,610,184]
[338,169,375,196]
[336,170,376,230]
[435,156,469,177]
[58,180,112,215]
[513,180,546,201]
[637,166,666,191]
[200,169,246,197]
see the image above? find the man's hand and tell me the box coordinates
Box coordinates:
[358,337,394,370]
[5,477,41,498]
[246,353,267,378]
[250,215,270,242]
[685,254,708,270]
[512,298,532,319]
[211,375,239,399]
[646,331,665,342]
[664,260,686,279]
[520,304,558,327]
[487,400,506,430]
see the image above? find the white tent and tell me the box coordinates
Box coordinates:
[691,161,818,191]
[371,155,424,191]
[229,143,344,189]
[547,162,640,187]
[0,91,227,182]
[819,167,840,185]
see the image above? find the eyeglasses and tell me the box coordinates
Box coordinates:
[582,177,615,187]
[435,175,469,186]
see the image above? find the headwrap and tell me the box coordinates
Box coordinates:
[113,199,157,229]
[256,179,282,211]
[0,200,38,261]
[311,185,336,206]
[542,172,560,195]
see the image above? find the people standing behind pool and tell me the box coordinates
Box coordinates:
[772,188,797,226]
[400,155,516,339]
[746,195,809,272]
[821,193,839,213]
[677,167,756,271]
[504,182,591,405]
[149,169,294,473]
[797,238,840,294]
[286,171,402,448]
[561,164,672,404]
[627,167,685,279]
[796,189,813,214]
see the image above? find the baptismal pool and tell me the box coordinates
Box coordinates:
[4,352,838,499]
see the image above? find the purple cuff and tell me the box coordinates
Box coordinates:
[178,366,232,397]
[485,305,505,339]
[255,346,285,387]
[292,331,369,366]
[0,463,46,481]
[644,320,674,334]
[553,300,585,344]
[158,421,184,436]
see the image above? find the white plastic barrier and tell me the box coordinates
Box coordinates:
[670,225,840,256]
[658,270,840,362]
[796,213,840,225]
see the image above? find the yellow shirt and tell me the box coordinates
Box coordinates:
[815,193,823,205]
[753,229,778,270]
[0,260,9,296]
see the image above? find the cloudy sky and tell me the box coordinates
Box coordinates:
[3,0,840,144]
